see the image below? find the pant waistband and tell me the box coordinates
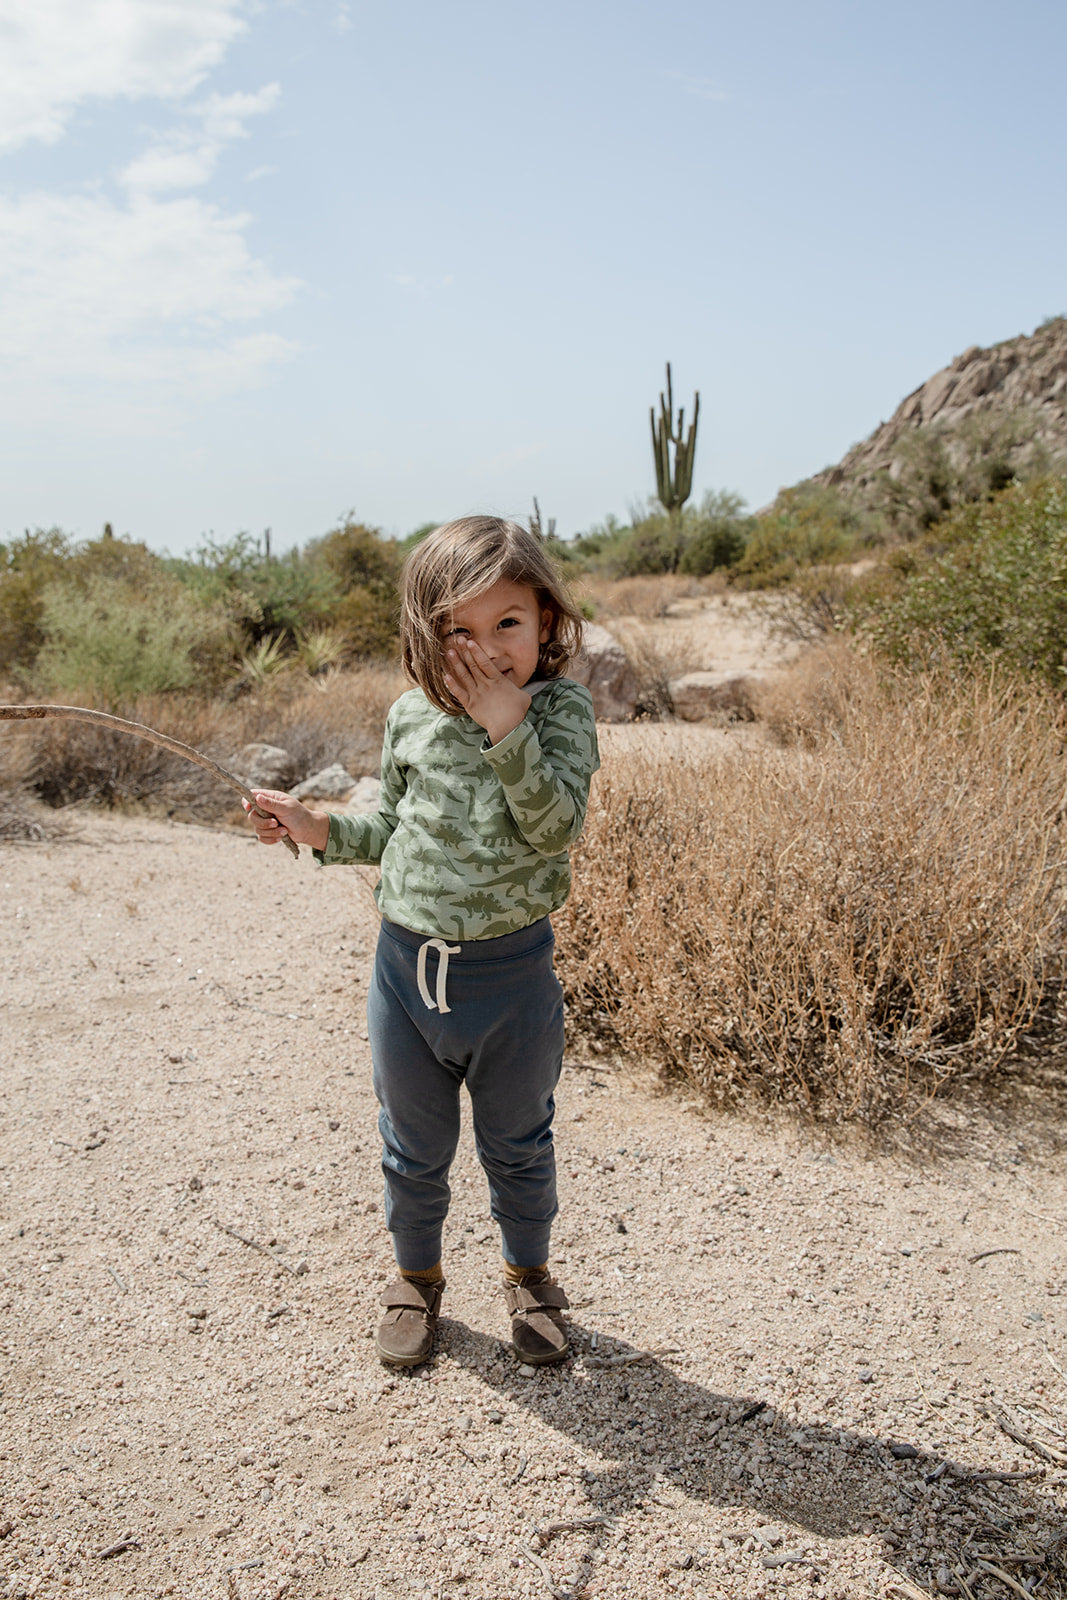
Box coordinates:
[378,916,553,962]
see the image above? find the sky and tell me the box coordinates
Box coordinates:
[1,0,1065,554]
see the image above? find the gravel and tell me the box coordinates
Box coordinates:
[1,813,1065,1600]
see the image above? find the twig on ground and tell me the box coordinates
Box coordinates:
[955,1468,1044,1483]
[533,1518,608,1549]
[912,1357,945,1415]
[585,1346,679,1369]
[518,1541,569,1598]
[968,1248,1022,1265]
[975,1558,1040,1600]
[95,1535,140,1559]
[214,1218,300,1276]
[105,1266,128,1294]
[1041,1342,1067,1386]
[886,1581,936,1600]
[508,1455,528,1484]
[986,1405,1067,1466]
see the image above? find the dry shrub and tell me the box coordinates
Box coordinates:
[556,646,1067,1122]
[609,620,706,718]
[6,662,405,821]
[579,573,713,621]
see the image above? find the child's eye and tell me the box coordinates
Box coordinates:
[498,617,519,629]
[444,627,469,640]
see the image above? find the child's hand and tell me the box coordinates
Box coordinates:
[243,790,331,852]
[444,639,532,744]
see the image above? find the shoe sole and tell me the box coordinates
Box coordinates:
[511,1339,570,1365]
[375,1337,434,1367]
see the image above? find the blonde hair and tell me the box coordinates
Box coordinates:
[400,516,585,714]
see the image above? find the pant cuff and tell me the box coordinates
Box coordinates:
[499,1226,553,1269]
[391,1229,444,1273]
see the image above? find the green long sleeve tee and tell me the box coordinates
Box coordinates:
[313,676,600,941]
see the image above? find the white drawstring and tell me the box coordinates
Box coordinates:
[416,938,461,1014]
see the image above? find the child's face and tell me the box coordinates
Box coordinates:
[442,578,553,689]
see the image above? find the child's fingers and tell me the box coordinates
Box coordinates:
[462,639,502,678]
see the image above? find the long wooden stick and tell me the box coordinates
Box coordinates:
[0,704,299,858]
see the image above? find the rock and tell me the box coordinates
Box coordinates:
[569,623,639,721]
[343,777,382,814]
[291,763,358,802]
[669,670,765,722]
[232,743,298,791]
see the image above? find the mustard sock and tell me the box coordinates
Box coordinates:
[503,1260,549,1286]
[399,1262,444,1286]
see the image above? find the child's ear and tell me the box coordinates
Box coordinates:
[539,607,554,644]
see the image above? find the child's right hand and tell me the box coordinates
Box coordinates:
[243,789,331,853]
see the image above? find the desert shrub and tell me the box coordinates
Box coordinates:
[169,533,339,648]
[0,528,72,679]
[863,408,1056,541]
[20,663,404,818]
[861,474,1067,687]
[33,572,236,705]
[555,647,1066,1121]
[577,572,711,621]
[571,491,752,578]
[734,483,863,587]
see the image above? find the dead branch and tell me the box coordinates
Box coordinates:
[0,704,298,858]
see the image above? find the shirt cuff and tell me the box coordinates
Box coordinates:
[312,811,352,866]
[481,716,536,784]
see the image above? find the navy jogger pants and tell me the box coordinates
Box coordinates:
[366,916,565,1272]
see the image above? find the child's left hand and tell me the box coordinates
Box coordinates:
[444,639,531,745]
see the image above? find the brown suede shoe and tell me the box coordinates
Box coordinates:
[375,1277,445,1367]
[504,1275,570,1365]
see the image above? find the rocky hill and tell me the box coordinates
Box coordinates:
[816,315,1067,494]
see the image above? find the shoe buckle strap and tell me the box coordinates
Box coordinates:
[506,1284,569,1313]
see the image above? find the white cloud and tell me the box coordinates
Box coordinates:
[0,0,250,153]
[0,189,299,419]
[121,84,280,194]
[0,0,299,425]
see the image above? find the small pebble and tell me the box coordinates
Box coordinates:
[517,1364,537,1377]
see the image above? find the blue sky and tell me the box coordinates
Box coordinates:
[1,0,1064,553]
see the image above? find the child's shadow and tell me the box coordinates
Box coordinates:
[437,1317,1065,1595]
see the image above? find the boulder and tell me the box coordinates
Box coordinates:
[569,623,639,722]
[669,670,766,722]
[231,743,299,790]
[291,763,359,802]
[344,777,382,814]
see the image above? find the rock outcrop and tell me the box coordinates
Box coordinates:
[815,316,1067,493]
[569,623,638,722]
[291,763,359,803]
[231,743,298,791]
[669,670,765,722]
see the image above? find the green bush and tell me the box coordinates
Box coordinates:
[34,572,236,706]
[734,482,862,587]
[860,474,1067,686]
[0,528,71,679]
[571,491,752,577]
[862,408,1056,542]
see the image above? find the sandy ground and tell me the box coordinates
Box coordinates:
[1,807,1066,1600]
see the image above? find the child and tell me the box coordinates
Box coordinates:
[246,516,599,1368]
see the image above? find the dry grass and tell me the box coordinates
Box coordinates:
[577,572,717,620]
[0,663,404,821]
[608,619,707,717]
[556,644,1067,1122]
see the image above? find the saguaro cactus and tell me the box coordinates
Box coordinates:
[651,362,700,516]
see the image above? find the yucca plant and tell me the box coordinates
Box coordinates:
[296,627,348,677]
[238,632,290,689]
